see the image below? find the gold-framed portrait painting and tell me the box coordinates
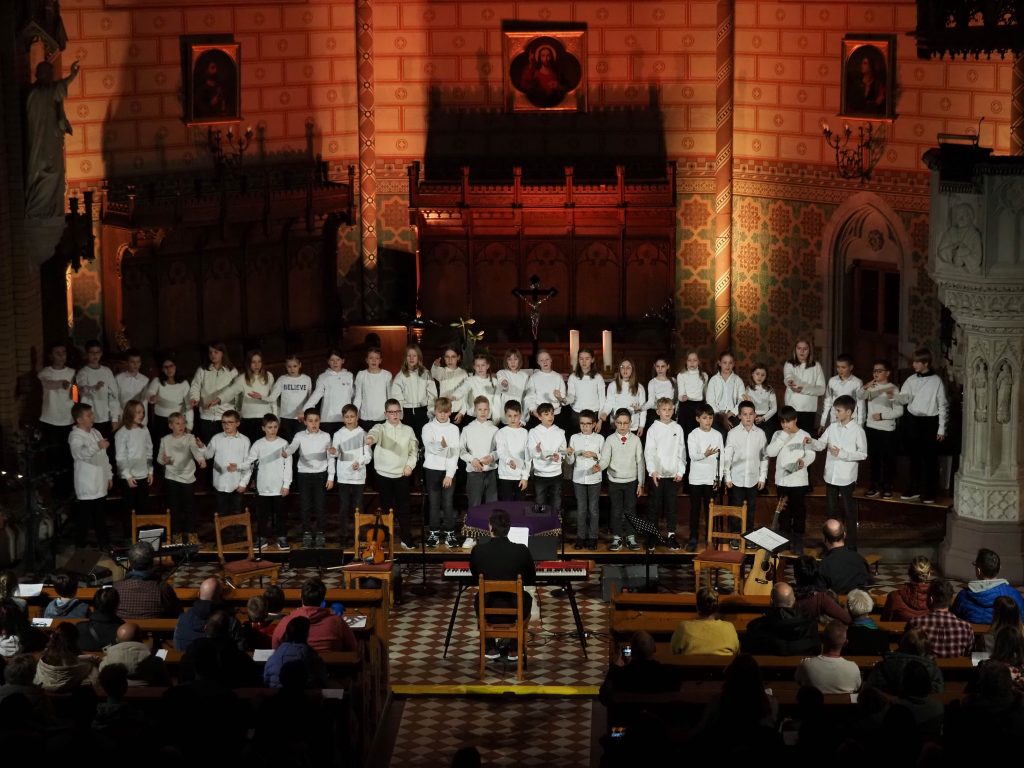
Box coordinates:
[841,34,896,120]
[504,30,587,112]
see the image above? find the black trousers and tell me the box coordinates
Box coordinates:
[647,476,680,534]
[729,484,759,530]
[498,478,525,501]
[297,471,327,533]
[866,427,896,490]
[378,473,412,545]
[533,475,563,514]
[256,494,288,538]
[165,478,196,535]
[608,480,638,537]
[686,482,713,542]
[216,490,243,516]
[73,497,109,548]
[121,479,150,519]
[904,413,940,499]
[826,482,858,549]
[778,485,809,550]
[337,483,362,539]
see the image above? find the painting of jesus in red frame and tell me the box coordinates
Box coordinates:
[505,31,586,112]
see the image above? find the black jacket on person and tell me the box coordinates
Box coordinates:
[741,608,820,656]
[173,599,243,651]
[76,610,124,651]
[817,546,871,595]
[469,535,536,617]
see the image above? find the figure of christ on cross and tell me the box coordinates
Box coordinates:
[512,275,558,365]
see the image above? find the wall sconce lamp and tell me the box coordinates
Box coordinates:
[820,119,886,182]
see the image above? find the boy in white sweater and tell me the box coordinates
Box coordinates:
[247,414,293,550]
[820,353,865,431]
[766,406,816,554]
[302,349,354,436]
[600,408,644,551]
[366,399,419,548]
[333,404,372,545]
[355,348,394,431]
[269,355,312,442]
[285,408,335,549]
[524,350,564,425]
[686,403,723,550]
[75,340,119,440]
[157,412,206,545]
[68,403,113,548]
[115,349,150,427]
[528,402,566,514]
[856,358,902,498]
[461,396,499,508]
[724,400,767,530]
[496,400,531,502]
[645,397,687,548]
[567,409,604,549]
[203,409,252,518]
[422,397,460,548]
[894,347,948,504]
[805,395,868,549]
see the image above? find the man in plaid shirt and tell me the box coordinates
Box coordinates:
[906,578,975,658]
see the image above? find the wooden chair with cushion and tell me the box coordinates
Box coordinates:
[692,502,747,593]
[478,575,527,681]
[214,510,280,588]
[342,510,396,606]
[131,510,173,565]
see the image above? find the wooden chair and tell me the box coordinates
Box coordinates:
[477,575,527,681]
[213,510,280,588]
[342,509,396,606]
[131,510,173,565]
[692,502,747,593]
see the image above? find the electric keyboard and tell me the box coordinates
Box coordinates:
[443,560,591,581]
[112,543,200,562]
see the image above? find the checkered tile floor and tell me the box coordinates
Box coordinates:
[390,697,592,768]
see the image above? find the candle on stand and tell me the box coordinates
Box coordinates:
[602,330,613,371]
[569,330,580,370]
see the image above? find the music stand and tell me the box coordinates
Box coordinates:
[409,500,435,597]
[624,513,667,593]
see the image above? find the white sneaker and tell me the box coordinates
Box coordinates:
[608,536,622,552]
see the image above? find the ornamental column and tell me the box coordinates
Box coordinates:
[924,143,1024,582]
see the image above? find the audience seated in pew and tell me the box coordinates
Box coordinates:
[173,577,243,651]
[945,660,1024,756]
[0,654,52,720]
[844,588,890,656]
[793,555,851,624]
[670,587,740,656]
[952,548,1024,625]
[907,579,974,658]
[985,626,1024,692]
[76,587,123,652]
[243,595,275,651]
[0,597,29,657]
[984,596,1024,653]
[817,519,871,595]
[43,573,89,619]
[893,659,944,740]
[864,627,944,694]
[98,622,170,686]
[33,622,97,693]
[882,556,933,622]
[272,577,358,653]
[92,663,150,738]
[113,541,180,619]
[795,621,861,694]
[263,584,287,621]
[264,616,328,688]
[742,583,820,656]
[178,609,262,688]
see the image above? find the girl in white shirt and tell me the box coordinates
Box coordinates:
[604,359,647,436]
[189,342,238,445]
[465,353,502,425]
[524,349,565,424]
[566,349,606,434]
[744,363,778,440]
[783,339,826,436]
[226,349,276,444]
[676,350,708,436]
[269,355,312,442]
[496,348,531,425]
[706,351,745,436]
[391,344,437,440]
[301,349,353,437]
[39,343,76,494]
[645,357,675,437]
[157,412,206,544]
[430,345,469,426]
[147,356,193,443]
[115,400,154,520]
[354,347,394,431]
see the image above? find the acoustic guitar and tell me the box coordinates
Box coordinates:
[741,497,787,597]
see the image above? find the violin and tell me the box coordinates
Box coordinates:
[364,509,387,565]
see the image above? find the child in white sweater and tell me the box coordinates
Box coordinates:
[421,397,460,547]
[645,397,688,549]
[115,400,153,522]
[528,402,566,514]
[460,396,499,506]
[247,414,293,550]
[567,409,604,549]
[157,412,206,544]
[269,355,312,442]
[496,400,531,501]
[68,403,113,548]
[766,406,817,553]
[202,408,252,517]
[354,348,393,431]
[600,408,644,551]
[302,349,354,436]
[333,404,373,544]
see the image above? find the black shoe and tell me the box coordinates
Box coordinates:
[865,488,879,498]
[882,490,893,499]
[587,539,598,550]
[574,539,585,550]
[668,534,681,550]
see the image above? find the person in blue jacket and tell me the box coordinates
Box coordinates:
[952,548,1024,624]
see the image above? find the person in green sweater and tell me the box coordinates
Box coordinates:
[671,586,740,655]
[366,398,419,548]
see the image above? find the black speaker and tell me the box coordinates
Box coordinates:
[62,549,113,586]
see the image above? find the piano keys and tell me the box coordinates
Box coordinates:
[443,560,591,581]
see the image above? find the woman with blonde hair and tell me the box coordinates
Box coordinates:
[882,556,933,621]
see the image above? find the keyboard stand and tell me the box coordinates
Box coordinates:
[442,581,467,659]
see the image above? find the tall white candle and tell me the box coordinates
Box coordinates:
[602,330,613,371]
[569,330,580,370]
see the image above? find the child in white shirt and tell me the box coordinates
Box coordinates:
[766,406,816,553]
[147,356,193,442]
[744,363,778,440]
[75,340,119,439]
[527,402,566,514]
[285,408,336,549]
[226,350,277,444]
[68,403,113,548]
[567,409,604,549]
[604,359,646,436]
[460,396,499,507]
[686,403,723,550]
[247,414,293,550]
[464,354,502,426]
[894,347,948,504]
[366,399,419,548]
[724,401,767,530]
[676,350,708,436]
[431,345,469,426]
[333,404,372,544]
[269,355,312,442]
[806,395,867,548]
[524,349,565,425]
[496,400,531,501]
[391,344,437,439]
[189,343,238,445]
[821,353,865,431]
[644,357,674,438]
[645,397,687,548]
[157,412,206,545]
[706,351,745,437]
[496,348,532,425]
[857,358,902,498]
[202,408,252,517]
[566,349,606,434]
[39,342,76,492]
[115,349,150,428]
[421,397,460,547]
[115,400,154,522]
[302,349,353,436]
[354,347,394,431]
[600,408,644,551]
[783,340,826,436]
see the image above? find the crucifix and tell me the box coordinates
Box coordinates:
[512,274,558,365]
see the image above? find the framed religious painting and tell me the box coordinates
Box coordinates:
[181,36,241,125]
[504,28,587,112]
[840,34,896,120]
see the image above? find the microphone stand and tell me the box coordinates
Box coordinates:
[409,482,435,597]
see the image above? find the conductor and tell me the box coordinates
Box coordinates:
[470,508,536,660]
